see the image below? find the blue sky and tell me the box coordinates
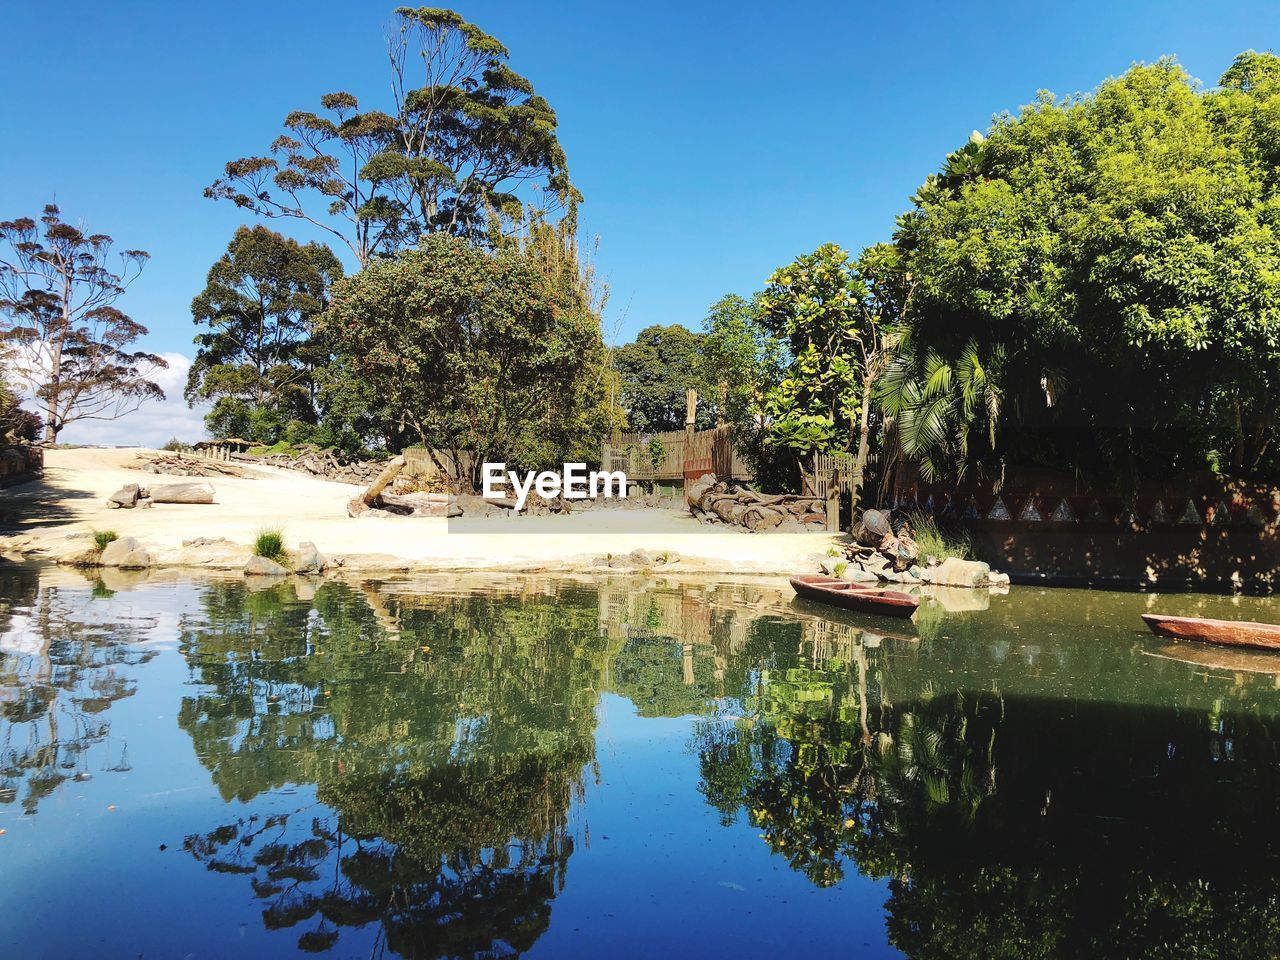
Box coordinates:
[2,0,1275,442]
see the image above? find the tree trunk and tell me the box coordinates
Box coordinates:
[850,375,874,510]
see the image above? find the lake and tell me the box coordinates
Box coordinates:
[2,563,1279,958]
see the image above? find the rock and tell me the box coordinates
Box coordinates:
[244,555,289,577]
[845,566,880,583]
[907,564,922,579]
[138,498,153,509]
[446,503,464,518]
[182,536,228,547]
[294,541,329,575]
[818,556,841,576]
[626,548,657,566]
[931,557,992,588]
[989,571,1011,586]
[150,482,215,504]
[99,536,151,569]
[106,484,141,509]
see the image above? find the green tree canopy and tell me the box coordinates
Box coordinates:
[613,323,712,432]
[206,7,578,267]
[888,53,1280,486]
[755,243,899,496]
[186,226,343,444]
[316,230,612,486]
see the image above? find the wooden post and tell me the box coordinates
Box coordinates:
[826,463,842,533]
[684,388,697,498]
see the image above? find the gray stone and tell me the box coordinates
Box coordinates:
[106,483,140,509]
[818,556,841,576]
[244,555,289,577]
[626,548,657,566]
[99,536,151,569]
[989,570,1011,586]
[151,482,215,504]
[294,541,329,575]
[845,566,880,583]
[931,557,992,588]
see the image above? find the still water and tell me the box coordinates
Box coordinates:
[2,564,1280,959]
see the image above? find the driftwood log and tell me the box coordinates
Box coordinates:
[347,457,458,518]
[150,482,215,504]
[686,473,826,532]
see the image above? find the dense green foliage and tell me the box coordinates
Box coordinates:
[317,230,614,486]
[206,7,577,266]
[884,52,1280,486]
[186,226,343,445]
[613,323,713,431]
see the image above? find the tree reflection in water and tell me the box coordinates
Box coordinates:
[695,603,1280,959]
[178,578,609,958]
[0,566,157,813]
[15,566,1280,958]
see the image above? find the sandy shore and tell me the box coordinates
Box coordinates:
[0,448,842,576]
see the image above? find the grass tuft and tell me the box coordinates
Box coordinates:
[93,530,119,553]
[253,527,288,563]
[905,511,971,561]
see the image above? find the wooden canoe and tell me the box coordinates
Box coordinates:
[1141,613,1280,651]
[789,575,919,619]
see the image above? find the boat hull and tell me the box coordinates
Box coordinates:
[1141,613,1280,651]
[789,575,919,619]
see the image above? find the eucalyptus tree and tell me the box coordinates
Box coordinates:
[186,226,343,442]
[0,205,165,444]
[206,7,578,267]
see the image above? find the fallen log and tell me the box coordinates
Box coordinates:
[150,482,215,504]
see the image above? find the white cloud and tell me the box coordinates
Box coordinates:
[56,351,209,448]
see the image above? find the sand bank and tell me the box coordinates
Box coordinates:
[1,448,842,576]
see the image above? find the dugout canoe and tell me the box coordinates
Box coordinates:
[1141,613,1280,651]
[789,575,919,619]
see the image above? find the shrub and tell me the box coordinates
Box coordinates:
[906,511,970,561]
[253,528,288,563]
[93,530,119,552]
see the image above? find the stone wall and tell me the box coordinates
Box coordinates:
[0,444,42,487]
[895,470,1280,593]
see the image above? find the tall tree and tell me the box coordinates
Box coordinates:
[699,294,783,430]
[186,226,343,443]
[0,205,165,444]
[205,7,578,267]
[613,324,713,432]
[757,244,899,501]
[317,231,612,488]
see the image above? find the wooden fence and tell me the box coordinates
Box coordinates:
[600,426,752,484]
[807,451,856,500]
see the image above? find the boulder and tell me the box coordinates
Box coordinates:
[151,482,215,504]
[106,484,141,509]
[244,555,289,577]
[930,557,992,588]
[294,541,329,575]
[99,536,151,569]
[844,566,880,583]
